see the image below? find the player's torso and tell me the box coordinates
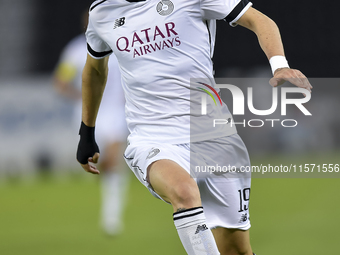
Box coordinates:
[89,0,236,144]
[90,0,214,87]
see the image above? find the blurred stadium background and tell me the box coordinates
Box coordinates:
[0,1,339,254]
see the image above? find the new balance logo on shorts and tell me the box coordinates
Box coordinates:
[113,17,125,29]
[239,213,248,223]
[146,148,160,159]
[195,224,208,234]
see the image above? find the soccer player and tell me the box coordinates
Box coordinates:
[54,12,130,236]
[77,0,312,254]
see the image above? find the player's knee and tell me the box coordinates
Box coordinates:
[219,248,251,255]
[227,246,252,255]
[232,239,252,255]
[236,249,252,255]
[170,181,201,209]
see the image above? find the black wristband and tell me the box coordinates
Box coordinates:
[79,121,95,138]
[76,122,100,164]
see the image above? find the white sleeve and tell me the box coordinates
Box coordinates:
[201,0,252,26]
[85,13,113,59]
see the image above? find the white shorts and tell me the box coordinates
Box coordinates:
[124,134,251,230]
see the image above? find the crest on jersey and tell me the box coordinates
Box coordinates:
[156,0,174,16]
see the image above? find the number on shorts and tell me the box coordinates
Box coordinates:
[238,188,250,212]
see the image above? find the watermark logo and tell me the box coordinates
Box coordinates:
[198,83,312,128]
[201,85,311,116]
[197,82,222,115]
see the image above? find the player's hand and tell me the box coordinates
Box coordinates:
[79,152,100,175]
[76,121,100,175]
[269,68,313,94]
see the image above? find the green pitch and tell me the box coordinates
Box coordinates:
[0,153,339,255]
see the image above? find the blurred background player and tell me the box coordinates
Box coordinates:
[53,12,130,236]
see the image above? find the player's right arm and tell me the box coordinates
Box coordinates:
[77,54,109,174]
[235,7,312,92]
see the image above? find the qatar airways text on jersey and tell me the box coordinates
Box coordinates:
[115,22,181,58]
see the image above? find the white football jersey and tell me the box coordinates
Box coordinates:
[86,0,252,144]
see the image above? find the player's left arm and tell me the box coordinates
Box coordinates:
[236,7,312,92]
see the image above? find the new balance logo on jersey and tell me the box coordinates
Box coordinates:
[113,17,125,29]
[195,224,208,234]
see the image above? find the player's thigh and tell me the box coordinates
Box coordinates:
[212,228,252,255]
[198,177,251,230]
[194,134,252,230]
[148,159,201,209]
[124,143,201,209]
[194,134,253,254]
